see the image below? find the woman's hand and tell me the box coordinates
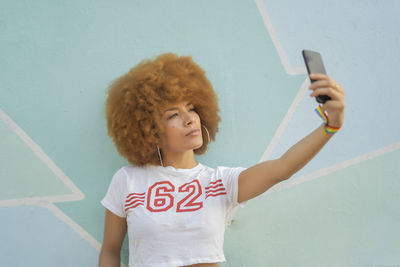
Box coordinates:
[308,74,345,128]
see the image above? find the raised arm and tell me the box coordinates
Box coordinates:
[99,209,127,267]
[238,74,345,203]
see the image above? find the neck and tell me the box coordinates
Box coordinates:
[161,149,198,169]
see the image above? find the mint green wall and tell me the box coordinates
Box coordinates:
[1,1,399,266]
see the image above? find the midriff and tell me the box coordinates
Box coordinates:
[183,263,219,267]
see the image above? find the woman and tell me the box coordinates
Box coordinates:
[99,53,345,267]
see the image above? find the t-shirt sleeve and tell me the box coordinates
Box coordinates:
[217,166,247,207]
[101,167,128,218]
[217,166,247,225]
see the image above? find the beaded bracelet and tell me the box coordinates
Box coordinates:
[315,105,341,134]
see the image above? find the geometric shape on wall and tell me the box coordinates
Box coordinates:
[223,147,400,266]
[0,110,82,202]
[0,205,99,267]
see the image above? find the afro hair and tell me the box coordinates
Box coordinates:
[105,53,221,166]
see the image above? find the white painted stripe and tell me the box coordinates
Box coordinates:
[255,0,312,163]
[0,110,128,266]
[44,203,102,251]
[0,194,83,207]
[259,78,310,162]
[0,108,84,201]
[264,141,400,194]
[48,200,128,267]
[254,1,399,192]
[254,0,307,75]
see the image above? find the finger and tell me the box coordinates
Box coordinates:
[309,74,341,88]
[310,87,344,100]
[309,73,330,81]
[321,100,345,114]
[309,79,331,89]
[309,80,343,94]
[311,88,344,101]
[310,73,341,88]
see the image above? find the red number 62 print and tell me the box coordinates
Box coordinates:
[146,180,203,213]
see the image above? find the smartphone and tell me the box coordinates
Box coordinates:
[302,49,331,104]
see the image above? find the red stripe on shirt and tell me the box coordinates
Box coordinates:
[205,192,227,199]
[125,202,144,211]
[207,179,222,185]
[125,198,145,208]
[205,183,225,190]
[126,192,145,199]
[126,195,145,203]
[205,187,226,194]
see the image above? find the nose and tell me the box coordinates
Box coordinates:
[184,111,195,126]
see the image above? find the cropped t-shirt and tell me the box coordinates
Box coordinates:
[101,163,246,267]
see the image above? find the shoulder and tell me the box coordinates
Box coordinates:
[199,164,246,181]
[117,164,151,177]
[112,165,162,186]
[215,166,247,175]
[109,165,142,186]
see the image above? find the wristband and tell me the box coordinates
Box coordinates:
[315,105,341,134]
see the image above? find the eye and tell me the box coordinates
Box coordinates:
[189,107,197,112]
[167,113,178,119]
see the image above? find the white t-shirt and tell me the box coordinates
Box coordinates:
[101,163,246,267]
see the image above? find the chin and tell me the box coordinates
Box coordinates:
[172,138,203,152]
[191,139,204,150]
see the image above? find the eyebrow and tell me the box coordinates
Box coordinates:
[164,103,193,112]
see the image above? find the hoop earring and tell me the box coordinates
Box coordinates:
[202,125,210,145]
[157,146,164,167]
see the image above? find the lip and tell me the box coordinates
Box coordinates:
[186,129,200,136]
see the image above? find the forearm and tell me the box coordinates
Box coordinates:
[278,124,333,180]
[98,249,121,267]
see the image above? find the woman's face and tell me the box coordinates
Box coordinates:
[161,101,203,153]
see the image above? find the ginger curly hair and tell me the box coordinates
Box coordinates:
[105,53,221,166]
